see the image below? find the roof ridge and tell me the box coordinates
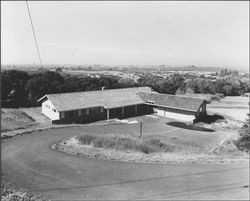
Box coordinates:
[47,86,151,96]
[139,92,205,101]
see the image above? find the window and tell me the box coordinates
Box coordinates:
[100,107,104,112]
[81,109,86,115]
[53,108,56,112]
[78,110,81,116]
[69,111,74,117]
[86,108,89,115]
[90,107,99,114]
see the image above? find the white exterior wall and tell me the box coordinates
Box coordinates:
[42,99,60,120]
[156,108,195,122]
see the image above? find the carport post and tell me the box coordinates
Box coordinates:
[107,109,110,120]
[122,107,124,116]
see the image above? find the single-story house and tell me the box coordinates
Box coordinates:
[38,87,207,124]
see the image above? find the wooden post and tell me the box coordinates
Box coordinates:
[139,122,142,138]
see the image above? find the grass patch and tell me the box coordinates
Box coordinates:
[77,135,175,154]
[1,109,37,132]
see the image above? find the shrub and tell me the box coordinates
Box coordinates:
[234,118,250,153]
[136,144,154,154]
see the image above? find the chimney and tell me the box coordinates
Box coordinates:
[101,86,106,90]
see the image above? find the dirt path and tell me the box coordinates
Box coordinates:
[2,126,249,200]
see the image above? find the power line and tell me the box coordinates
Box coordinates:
[25,0,43,68]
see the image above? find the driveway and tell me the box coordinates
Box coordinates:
[1,125,249,200]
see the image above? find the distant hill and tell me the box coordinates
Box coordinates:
[1,64,243,73]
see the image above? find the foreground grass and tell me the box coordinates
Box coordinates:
[1,181,48,201]
[53,134,249,164]
[77,134,175,154]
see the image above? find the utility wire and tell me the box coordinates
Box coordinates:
[25,0,43,68]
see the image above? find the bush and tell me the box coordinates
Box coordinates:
[135,144,154,154]
[234,118,250,153]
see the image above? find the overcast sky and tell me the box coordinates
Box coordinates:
[1,1,249,71]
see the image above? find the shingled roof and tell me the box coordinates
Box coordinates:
[38,87,152,112]
[138,92,206,112]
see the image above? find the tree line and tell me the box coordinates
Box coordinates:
[1,69,249,108]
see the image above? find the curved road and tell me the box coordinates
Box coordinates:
[2,126,249,200]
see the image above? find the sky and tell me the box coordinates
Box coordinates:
[1,1,249,71]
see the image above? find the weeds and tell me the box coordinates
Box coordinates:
[77,135,175,154]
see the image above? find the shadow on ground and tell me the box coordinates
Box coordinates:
[194,114,225,124]
[167,122,215,132]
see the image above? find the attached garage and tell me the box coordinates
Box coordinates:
[138,92,208,123]
[155,107,196,122]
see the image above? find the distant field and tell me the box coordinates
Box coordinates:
[207,96,249,122]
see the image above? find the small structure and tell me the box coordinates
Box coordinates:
[38,87,207,124]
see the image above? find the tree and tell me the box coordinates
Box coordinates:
[1,70,29,107]
[222,85,233,96]
[234,116,250,153]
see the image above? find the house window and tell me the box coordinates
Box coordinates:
[100,107,104,112]
[86,108,89,115]
[81,109,86,115]
[90,107,100,114]
[78,110,81,116]
[69,111,74,117]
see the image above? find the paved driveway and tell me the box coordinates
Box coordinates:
[2,124,249,200]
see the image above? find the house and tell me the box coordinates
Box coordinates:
[38,87,207,124]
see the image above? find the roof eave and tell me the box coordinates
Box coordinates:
[144,102,199,113]
[37,95,48,102]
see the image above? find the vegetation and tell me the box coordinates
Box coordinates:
[1,181,48,201]
[1,70,138,107]
[1,69,249,108]
[234,116,250,153]
[77,134,175,154]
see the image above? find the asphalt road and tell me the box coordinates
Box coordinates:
[2,126,249,200]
